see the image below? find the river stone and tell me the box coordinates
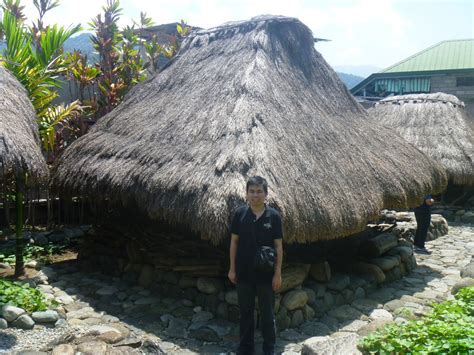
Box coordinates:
[302,288,316,305]
[76,341,108,354]
[451,278,474,294]
[358,319,393,337]
[384,299,406,312]
[327,274,350,291]
[301,332,358,355]
[189,325,220,342]
[460,262,474,279]
[328,305,363,322]
[280,328,304,341]
[66,307,102,320]
[225,290,239,306]
[165,317,190,338]
[96,286,118,296]
[192,311,214,323]
[279,264,310,293]
[0,318,7,329]
[299,321,331,336]
[197,277,222,295]
[56,294,74,305]
[0,263,11,271]
[369,255,400,271]
[2,305,26,322]
[369,309,393,322]
[387,246,413,262]
[52,344,75,355]
[340,319,369,332]
[303,304,315,320]
[276,307,290,331]
[282,290,308,311]
[12,314,35,329]
[323,292,334,308]
[354,287,365,299]
[290,309,304,328]
[32,310,59,323]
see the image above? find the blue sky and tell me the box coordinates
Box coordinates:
[23,0,473,69]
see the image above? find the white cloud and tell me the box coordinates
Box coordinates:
[16,0,473,68]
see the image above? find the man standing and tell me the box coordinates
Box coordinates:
[413,194,435,255]
[228,176,283,355]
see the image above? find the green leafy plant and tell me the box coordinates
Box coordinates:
[358,286,474,353]
[0,279,51,312]
[0,242,69,265]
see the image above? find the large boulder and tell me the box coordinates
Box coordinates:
[302,332,358,355]
[280,264,310,293]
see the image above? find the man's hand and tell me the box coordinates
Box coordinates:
[272,273,282,291]
[228,270,237,284]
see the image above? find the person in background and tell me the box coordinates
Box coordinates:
[413,194,435,255]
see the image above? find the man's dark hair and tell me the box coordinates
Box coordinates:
[246,176,268,194]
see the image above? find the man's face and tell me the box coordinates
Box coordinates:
[246,184,267,206]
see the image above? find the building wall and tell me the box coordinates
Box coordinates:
[431,73,474,124]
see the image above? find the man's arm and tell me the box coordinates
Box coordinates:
[272,238,283,291]
[228,233,239,284]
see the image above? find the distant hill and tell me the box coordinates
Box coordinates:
[337,72,364,89]
[64,32,96,61]
[334,65,382,78]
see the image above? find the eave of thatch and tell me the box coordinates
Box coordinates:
[53,15,447,244]
[0,66,48,184]
[369,93,474,186]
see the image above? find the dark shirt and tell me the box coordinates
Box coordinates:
[231,205,283,284]
[414,194,433,213]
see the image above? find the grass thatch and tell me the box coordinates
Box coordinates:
[53,16,447,244]
[0,66,47,183]
[369,93,474,186]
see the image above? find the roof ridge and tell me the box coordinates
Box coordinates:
[380,39,474,73]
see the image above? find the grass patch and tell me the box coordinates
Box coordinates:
[358,286,474,353]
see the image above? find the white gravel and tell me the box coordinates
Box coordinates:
[0,325,86,353]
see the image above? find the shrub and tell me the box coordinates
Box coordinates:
[358,287,474,353]
[0,279,51,312]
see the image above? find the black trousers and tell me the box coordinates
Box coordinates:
[236,282,276,355]
[414,210,431,248]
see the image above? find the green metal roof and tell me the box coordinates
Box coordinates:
[382,39,474,73]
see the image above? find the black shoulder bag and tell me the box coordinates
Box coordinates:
[251,208,276,273]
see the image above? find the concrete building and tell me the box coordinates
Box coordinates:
[351,39,474,117]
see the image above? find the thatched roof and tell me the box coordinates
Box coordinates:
[53,16,447,244]
[0,66,48,183]
[369,93,474,186]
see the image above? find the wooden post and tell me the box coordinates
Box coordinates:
[14,174,25,277]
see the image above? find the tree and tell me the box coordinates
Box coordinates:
[0,0,81,275]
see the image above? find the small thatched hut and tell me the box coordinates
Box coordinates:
[0,66,48,184]
[369,93,474,186]
[53,16,447,245]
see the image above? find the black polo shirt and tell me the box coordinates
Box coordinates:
[230,205,283,284]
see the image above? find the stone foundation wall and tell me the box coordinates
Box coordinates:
[76,218,448,331]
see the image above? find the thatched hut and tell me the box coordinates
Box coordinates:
[0,66,47,184]
[369,93,474,186]
[53,16,447,245]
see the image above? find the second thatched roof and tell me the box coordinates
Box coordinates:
[0,66,48,183]
[369,93,474,186]
[53,16,447,244]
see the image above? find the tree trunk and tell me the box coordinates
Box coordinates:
[14,175,25,277]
